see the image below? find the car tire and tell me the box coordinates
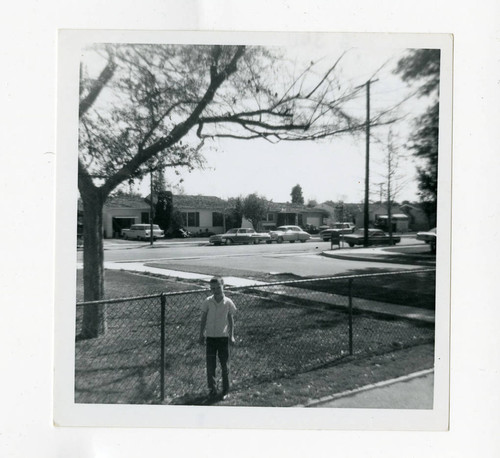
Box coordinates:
[265,240,272,244]
[300,239,306,243]
[277,236,284,244]
[289,240,295,243]
[349,243,354,247]
[225,238,233,245]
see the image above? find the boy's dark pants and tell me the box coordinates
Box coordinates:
[206,337,230,394]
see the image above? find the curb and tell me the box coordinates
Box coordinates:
[297,368,434,408]
[321,251,436,267]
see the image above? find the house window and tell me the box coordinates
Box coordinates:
[182,212,200,227]
[141,212,150,224]
[266,213,275,222]
[212,212,224,226]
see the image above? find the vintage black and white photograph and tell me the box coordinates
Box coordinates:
[54,30,452,429]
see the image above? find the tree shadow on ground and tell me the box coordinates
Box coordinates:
[170,392,226,406]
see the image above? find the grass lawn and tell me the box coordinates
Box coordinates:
[75,269,434,406]
[295,270,436,310]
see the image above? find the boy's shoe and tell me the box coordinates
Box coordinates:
[221,391,230,400]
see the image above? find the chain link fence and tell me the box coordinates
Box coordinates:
[75,269,435,405]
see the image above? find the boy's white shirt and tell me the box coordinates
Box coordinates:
[202,294,237,337]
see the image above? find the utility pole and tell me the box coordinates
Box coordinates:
[150,169,154,246]
[387,131,394,243]
[363,80,371,247]
[363,78,378,247]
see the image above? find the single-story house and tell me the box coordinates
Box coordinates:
[320,201,412,231]
[317,202,359,226]
[102,196,151,238]
[96,194,229,238]
[374,213,409,232]
[172,194,227,235]
[260,202,330,231]
[345,202,404,230]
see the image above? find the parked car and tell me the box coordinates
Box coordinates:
[209,228,271,245]
[343,228,401,247]
[319,223,356,240]
[268,225,311,243]
[304,224,320,234]
[121,224,164,241]
[319,228,342,242]
[417,227,436,252]
[331,222,356,233]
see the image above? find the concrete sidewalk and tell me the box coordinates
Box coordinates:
[303,369,434,409]
[102,261,266,287]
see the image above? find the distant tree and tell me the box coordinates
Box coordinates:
[381,131,407,239]
[306,199,318,208]
[242,193,268,230]
[291,184,304,204]
[154,190,173,232]
[225,196,244,229]
[394,49,439,224]
[170,209,185,233]
[153,168,167,196]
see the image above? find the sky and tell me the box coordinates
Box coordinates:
[83,39,435,204]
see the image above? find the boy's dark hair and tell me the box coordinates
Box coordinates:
[210,276,224,286]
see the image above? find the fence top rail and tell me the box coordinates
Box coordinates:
[76,268,435,307]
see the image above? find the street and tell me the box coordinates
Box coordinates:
[77,236,429,278]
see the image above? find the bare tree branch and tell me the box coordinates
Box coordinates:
[79,57,116,118]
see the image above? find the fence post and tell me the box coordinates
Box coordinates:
[348,278,353,355]
[160,294,166,402]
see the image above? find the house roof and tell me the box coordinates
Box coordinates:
[104,196,149,209]
[173,194,226,210]
[266,202,329,215]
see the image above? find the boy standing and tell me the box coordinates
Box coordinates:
[199,277,236,399]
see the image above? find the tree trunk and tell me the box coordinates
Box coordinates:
[80,188,107,339]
